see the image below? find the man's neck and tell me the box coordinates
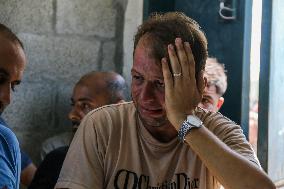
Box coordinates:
[142,121,178,143]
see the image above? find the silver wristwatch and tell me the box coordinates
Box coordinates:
[178,115,203,142]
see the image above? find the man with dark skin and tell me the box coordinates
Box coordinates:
[28,71,126,189]
[40,71,127,159]
[56,12,275,189]
[68,71,126,132]
[0,23,26,189]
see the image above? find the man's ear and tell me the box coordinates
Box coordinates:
[217,97,224,110]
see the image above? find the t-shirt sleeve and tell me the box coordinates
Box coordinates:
[55,113,104,189]
[201,112,261,168]
[0,124,21,189]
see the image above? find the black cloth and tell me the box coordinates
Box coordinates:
[28,146,68,189]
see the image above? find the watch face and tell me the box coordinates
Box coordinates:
[187,115,202,127]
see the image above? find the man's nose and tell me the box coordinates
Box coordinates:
[140,82,155,102]
[68,107,82,123]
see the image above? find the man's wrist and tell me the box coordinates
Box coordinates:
[178,114,203,142]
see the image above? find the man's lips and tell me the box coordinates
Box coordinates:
[139,106,163,117]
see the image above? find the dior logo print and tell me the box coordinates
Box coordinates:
[114,169,200,189]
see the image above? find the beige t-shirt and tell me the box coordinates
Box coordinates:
[55,102,259,189]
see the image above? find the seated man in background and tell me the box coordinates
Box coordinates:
[0,23,26,189]
[28,71,127,189]
[40,71,127,159]
[199,57,227,112]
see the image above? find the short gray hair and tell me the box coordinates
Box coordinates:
[204,58,227,96]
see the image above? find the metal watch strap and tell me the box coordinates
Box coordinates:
[178,120,192,142]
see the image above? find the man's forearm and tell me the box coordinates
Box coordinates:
[184,126,275,189]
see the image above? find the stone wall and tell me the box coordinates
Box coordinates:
[0,0,135,165]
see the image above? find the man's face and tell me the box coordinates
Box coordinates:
[0,38,26,115]
[131,37,169,128]
[68,84,110,132]
[198,85,223,112]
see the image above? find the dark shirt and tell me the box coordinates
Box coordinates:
[28,146,68,189]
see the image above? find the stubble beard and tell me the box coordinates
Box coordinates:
[137,108,169,128]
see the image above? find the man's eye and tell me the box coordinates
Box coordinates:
[202,98,210,104]
[11,85,16,92]
[133,75,143,80]
[81,103,91,110]
[10,81,21,92]
[132,75,144,84]
[155,80,165,88]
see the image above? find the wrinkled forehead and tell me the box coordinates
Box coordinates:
[74,79,108,99]
[135,35,154,54]
[135,33,167,61]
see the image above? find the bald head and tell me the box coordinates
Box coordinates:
[77,71,126,103]
[0,23,24,50]
[69,71,127,131]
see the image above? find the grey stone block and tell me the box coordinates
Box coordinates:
[54,83,74,131]
[2,81,56,131]
[2,81,75,132]
[56,0,117,38]
[0,0,53,34]
[101,41,116,71]
[18,33,101,84]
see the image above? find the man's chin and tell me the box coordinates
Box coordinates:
[138,113,168,128]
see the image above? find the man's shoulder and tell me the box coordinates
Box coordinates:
[80,101,137,139]
[0,123,19,149]
[195,107,240,131]
[0,123,20,189]
[86,101,136,120]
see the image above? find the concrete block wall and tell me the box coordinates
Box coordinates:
[0,0,127,164]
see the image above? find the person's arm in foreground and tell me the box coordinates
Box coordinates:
[161,37,275,189]
[21,162,37,186]
[20,150,37,186]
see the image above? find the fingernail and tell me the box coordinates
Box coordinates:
[184,42,190,47]
[175,38,182,44]
[168,44,174,50]
[161,58,167,63]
